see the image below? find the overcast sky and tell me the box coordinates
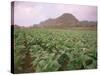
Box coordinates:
[13,1,97,27]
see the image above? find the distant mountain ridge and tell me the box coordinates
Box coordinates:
[13,13,97,29]
[33,13,97,28]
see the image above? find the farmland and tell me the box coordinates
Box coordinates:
[14,28,97,73]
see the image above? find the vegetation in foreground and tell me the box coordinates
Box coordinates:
[14,28,97,73]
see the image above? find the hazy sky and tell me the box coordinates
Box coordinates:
[14,1,97,27]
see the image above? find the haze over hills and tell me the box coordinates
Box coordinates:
[13,13,97,29]
[32,13,97,29]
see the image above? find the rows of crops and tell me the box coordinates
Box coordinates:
[14,28,97,73]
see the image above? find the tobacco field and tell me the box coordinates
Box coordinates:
[14,28,97,73]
